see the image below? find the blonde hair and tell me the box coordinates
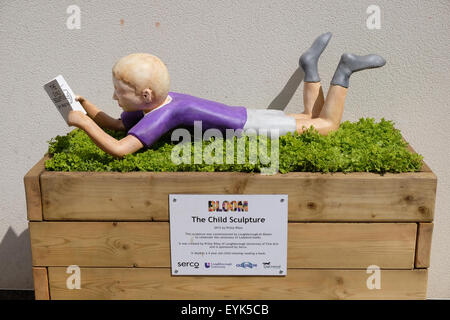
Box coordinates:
[112,53,170,105]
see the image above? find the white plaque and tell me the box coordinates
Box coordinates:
[169,194,288,276]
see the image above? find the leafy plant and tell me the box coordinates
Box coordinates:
[45,118,423,174]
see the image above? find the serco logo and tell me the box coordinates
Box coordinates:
[177,261,199,269]
[236,262,257,269]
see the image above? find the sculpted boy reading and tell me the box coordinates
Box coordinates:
[68,32,385,157]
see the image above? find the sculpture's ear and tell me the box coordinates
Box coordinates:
[142,88,153,103]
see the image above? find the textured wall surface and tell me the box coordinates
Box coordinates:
[0,0,449,297]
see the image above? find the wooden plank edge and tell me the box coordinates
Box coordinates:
[39,169,435,178]
[415,223,434,268]
[402,137,433,173]
[29,222,417,269]
[47,267,428,300]
[24,155,48,221]
[32,267,50,300]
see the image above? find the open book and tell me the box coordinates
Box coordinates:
[43,75,86,123]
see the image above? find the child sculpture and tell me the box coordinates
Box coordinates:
[68,32,386,157]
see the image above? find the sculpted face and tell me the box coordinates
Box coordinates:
[112,53,170,113]
[112,76,148,112]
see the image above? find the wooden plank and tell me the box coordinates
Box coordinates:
[30,222,417,269]
[288,223,417,269]
[415,223,434,268]
[24,155,48,221]
[32,267,50,300]
[40,171,436,222]
[30,222,170,268]
[47,267,427,300]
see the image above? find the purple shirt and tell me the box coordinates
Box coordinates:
[120,92,247,147]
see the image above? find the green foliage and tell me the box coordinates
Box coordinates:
[45,118,423,174]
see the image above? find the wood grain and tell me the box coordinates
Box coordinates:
[30,222,417,269]
[47,267,428,300]
[415,223,434,268]
[40,171,436,222]
[287,223,417,269]
[32,267,50,300]
[30,222,169,268]
[24,156,47,221]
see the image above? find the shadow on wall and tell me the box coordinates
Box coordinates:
[0,227,33,289]
[267,67,304,110]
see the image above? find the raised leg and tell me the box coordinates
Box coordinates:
[294,85,347,135]
[289,32,331,120]
[288,82,325,119]
[292,53,386,135]
[303,82,325,118]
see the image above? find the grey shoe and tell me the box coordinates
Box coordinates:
[331,53,386,88]
[299,32,332,82]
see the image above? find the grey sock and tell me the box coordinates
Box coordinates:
[331,53,386,88]
[299,32,332,82]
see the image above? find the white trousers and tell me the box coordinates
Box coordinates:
[243,108,297,136]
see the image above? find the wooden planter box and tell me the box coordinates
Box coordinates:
[24,141,436,300]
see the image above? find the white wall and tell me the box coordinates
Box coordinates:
[0,0,449,297]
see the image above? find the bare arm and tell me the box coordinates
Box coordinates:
[76,96,126,131]
[68,111,143,158]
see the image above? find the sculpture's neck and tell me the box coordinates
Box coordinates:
[143,95,172,114]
